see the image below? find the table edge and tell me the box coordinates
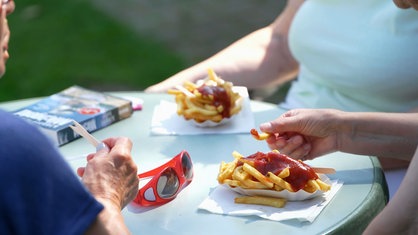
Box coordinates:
[323,156,388,234]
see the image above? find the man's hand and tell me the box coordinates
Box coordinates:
[79,137,139,210]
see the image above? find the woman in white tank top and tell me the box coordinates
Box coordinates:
[284,0,418,112]
[146,0,418,199]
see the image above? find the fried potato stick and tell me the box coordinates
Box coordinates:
[243,163,274,188]
[266,172,294,192]
[250,128,271,140]
[235,196,286,208]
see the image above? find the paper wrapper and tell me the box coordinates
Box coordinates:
[198,179,343,222]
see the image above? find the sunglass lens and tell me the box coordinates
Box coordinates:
[182,153,193,179]
[156,168,180,199]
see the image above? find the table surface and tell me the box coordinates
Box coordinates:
[0,92,388,235]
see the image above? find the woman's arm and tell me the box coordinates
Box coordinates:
[339,111,418,160]
[363,145,418,234]
[260,109,418,161]
[145,0,304,93]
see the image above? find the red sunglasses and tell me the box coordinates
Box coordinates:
[134,150,193,206]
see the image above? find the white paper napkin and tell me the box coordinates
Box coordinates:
[198,180,343,223]
[151,87,255,135]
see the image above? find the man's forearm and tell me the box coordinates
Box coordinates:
[85,200,131,235]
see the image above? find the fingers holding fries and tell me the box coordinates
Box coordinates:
[250,128,313,160]
[250,128,271,140]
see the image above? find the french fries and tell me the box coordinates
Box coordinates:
[235,196,286,208]
[242,163,274,188]
[168,68,243,124]
[217,150,332,208]
[266,172,294,192]
[250,128,271,140]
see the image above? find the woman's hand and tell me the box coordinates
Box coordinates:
[259,109,343,160]
[393,0,418,10]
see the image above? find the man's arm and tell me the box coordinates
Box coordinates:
[82,137,139,235]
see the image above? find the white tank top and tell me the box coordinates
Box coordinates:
[282,0,418,112]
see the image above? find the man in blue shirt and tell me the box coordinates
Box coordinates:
[0,1,139,234]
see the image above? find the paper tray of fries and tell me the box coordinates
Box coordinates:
[168,68,244,127]
[198,179,343,223]
[188,110,238,128]
[223,174,331,201]
[151,87,254,135]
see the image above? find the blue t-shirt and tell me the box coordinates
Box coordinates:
[0,110,103,235]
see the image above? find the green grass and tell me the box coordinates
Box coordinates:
[0,0,186,101]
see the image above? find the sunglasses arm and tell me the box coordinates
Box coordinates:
[138,151,188,179]
[138,159,174,178]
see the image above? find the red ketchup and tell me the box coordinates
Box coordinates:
[238,151,318,191]
[197,85,231,118]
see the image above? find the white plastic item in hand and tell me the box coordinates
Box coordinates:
[69,120,109,152]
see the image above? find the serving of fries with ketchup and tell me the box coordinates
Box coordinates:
[167,68,243,127]
[217,129,335,208]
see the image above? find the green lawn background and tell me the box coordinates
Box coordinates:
[0,0,185,101]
